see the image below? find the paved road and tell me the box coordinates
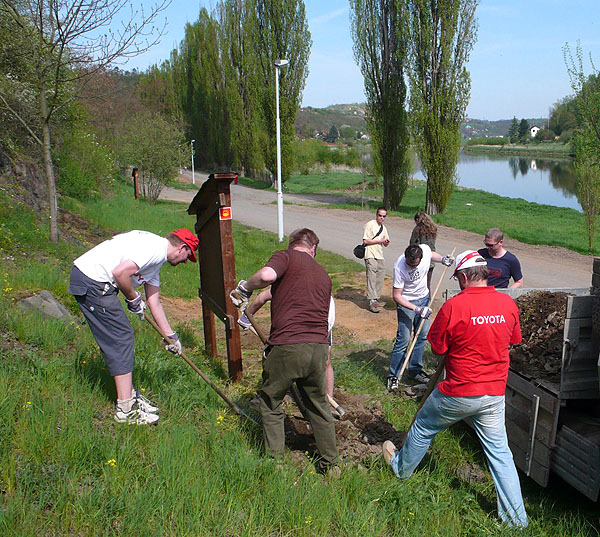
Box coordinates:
[162,173,593,294]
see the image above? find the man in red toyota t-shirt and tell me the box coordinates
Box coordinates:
[382,250,528,528]
[229,228,338,472]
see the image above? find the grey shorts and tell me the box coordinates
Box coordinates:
[69,266,134,376]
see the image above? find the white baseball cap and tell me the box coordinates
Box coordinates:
[451,250,487,278]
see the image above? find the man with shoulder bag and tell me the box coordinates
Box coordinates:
[363,207,390,313]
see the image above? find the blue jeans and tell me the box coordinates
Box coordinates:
[389,296,430,378]
[390,390,528,528]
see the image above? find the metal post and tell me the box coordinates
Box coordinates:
[191,139,196,185]
[274,59,288,242]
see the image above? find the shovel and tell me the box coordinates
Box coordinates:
[145,313,260,426]
[396,247,456,380]
[244,311,311,420]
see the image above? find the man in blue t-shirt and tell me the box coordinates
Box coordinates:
[477,227,523,288]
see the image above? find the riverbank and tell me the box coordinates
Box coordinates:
[463,142,573,158]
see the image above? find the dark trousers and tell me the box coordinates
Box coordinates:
[260,343,338,468]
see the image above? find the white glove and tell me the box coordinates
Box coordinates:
[163,332,182,355]
[441,255,455,267]
[126,291,145,320]
[414,305,432,319]
[229,280,252,310]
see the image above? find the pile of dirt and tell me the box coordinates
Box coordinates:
[509,291,570,383]
[284,391,406,462]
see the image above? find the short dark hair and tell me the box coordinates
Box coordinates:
[166,232,185,247]
[461,265,489,282]
[485,227,504,242]
[376,207,386,215]
[404,244,423,264]
[288,228,319,249]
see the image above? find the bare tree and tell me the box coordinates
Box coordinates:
[0,0,169,242]
[350,0,410,210]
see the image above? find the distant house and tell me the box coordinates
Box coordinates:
[530,125,541,138]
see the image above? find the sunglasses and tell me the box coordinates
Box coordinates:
[377,214,387,218]
[484,240,499,248]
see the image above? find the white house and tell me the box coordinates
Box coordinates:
[530,125,541,138]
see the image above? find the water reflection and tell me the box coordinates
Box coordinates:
[413,152,580,211]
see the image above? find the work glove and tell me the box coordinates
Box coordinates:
[126,291,145,320]
[441,255,455,267]
[414,305,432,319]
[229,280,252,311]
[163,332,182,355]
[237,311,252,330]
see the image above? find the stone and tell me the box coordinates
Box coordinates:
[18,290,74,321]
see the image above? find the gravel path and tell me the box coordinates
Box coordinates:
[162,171,593,293]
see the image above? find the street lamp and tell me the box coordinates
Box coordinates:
[190,139,196,185]
[274,59,288,242]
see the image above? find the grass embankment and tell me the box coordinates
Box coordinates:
[463,142,573,158]
[0,181,598,536]
[279,170,597,256]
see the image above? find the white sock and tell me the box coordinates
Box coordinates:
[116,396,135,414]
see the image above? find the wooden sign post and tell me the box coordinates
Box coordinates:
[187,173,242,382]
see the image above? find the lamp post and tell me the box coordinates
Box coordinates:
[191,139,196,185]
[274,59,288,242]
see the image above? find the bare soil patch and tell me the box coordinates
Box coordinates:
[284,391,406,463]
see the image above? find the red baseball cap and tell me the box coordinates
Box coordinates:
[172,228,199,262]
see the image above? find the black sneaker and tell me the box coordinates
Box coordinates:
[413,372,431,384]
[387,376,399,392]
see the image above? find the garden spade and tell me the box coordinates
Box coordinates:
[145,313,260,426]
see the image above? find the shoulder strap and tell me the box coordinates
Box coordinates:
[372,224,383,239]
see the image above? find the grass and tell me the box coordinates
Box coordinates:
[463,142,573,157]
[0,180,598,536]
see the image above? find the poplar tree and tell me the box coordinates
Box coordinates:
[219,0,265,176]
[408,0,478,214]
[179,9,233,169]
[254,0,312,182]
[350,0,411,210]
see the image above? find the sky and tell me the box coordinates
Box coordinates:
[119,0,600,121]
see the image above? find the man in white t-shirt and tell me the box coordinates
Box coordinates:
[387,244,454,391]
[68,229,199,424]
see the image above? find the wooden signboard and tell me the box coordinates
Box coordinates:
[187,173,242,382]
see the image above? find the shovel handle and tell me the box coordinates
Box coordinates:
[397,247,456,379]
[144,314,241,416]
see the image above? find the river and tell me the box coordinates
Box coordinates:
[413,151,580,212]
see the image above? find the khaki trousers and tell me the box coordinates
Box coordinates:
[365,257,385,301]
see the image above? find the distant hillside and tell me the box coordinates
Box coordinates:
[294,104,548,141]
[295,104,367,138]
[461,117,548,139]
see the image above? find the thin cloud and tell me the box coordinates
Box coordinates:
[312,7,347,25]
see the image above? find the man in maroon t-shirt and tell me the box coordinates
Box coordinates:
[381,250,528,527]
[230,228,338,471]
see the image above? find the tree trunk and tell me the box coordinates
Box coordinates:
[425,188,439,215]
[40,90,59,243]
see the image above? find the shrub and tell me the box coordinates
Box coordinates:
[55,129,117,200]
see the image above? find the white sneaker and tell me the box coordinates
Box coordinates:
[382,440,397,467]
[115,402,159,425]
[134,390,159,414]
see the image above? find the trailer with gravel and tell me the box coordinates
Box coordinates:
[445,281,600,501]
